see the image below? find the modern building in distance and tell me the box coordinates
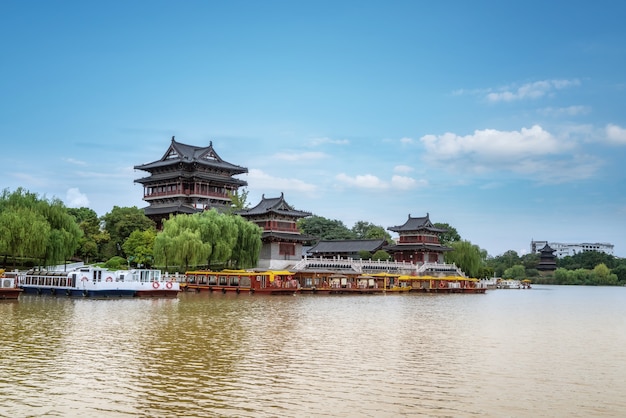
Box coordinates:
[530,240,614,258]
[134,137,248,226]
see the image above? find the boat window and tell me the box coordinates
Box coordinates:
[230,276,240,286]
[218,276,228,286]
[208,275,217,285]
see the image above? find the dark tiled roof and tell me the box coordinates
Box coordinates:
[238,193,312,218]
[387,213,447,233]
[134,137,248,174]
[143,203,200,215]
[308,239,387,254]
[261,231,316,242]
[384,243,453,252]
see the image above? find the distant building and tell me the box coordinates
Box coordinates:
[134,137,248,226]
[238,193,314,270]
[531,240,614,258]
[385,213,452,264]
[307,239,388,259]
[536,244,557,271]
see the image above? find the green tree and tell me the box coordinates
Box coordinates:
[444,240,486,278]
[433,222,461,245]
[101,206,155,259]
[197,209,238,269]
[68,207,109,263]
[0,188,81,268]
[228,188,250,212]
[297,216,355,241]
[230,215,262,269]
[503,264,526,279]
[371,249,391,261]
[0,207,50,267]
[123,229,156,268]
[351,221,393,242]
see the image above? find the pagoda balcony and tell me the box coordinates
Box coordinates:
[143,190,230,200]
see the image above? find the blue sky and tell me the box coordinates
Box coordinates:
[2,0,625,257]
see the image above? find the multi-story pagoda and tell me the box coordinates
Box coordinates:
[537,243,557,271]
[134,137,248,226]
[238,193,313,269]
[385,213,452,264]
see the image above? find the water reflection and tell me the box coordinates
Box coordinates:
[1,287,625,417]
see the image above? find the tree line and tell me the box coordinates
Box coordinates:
[1,187,624,285]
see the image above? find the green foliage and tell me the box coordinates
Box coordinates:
[612,264,626,284]
[444,240,486,278]
[351,221,392,242]
[297,216,355,241]
[433,222,461,245]
[101,206,155,258]
[153,211,261,271]
[503,264,526,279]
[68,207,110,263]
[550,265,618,285]
[227,188,250,211]
[104,256,127,270]
[230,215,263,269]
[558,251,617,270]
[371,250,391,261]
[485,250,522,277]
[0,188,82,267]
[123,229,156,268]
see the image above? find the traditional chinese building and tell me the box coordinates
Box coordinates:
[134,137,248,226]
[385,213,452,264]
[306,239,387,259]
[238,193,313,270]
[537,243,557,271]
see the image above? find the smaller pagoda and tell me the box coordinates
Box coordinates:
[237,193,314,269]
[537,243,557,271]
[385,213,452,264]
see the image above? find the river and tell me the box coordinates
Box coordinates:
[1,285,625,417]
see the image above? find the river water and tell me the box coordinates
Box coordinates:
[1,285,625,417]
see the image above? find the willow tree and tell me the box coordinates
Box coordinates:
[38,198,82,267]
[444,240,487,279]
[230,215,262,269]
[154,214,208,271]
[0,188,81,268]
[197,209,238,269]
[0,207,50,268]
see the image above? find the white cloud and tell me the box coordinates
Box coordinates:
[400,137,414,144]
[394,165,414,174]
[486,79,580,102]
[538,105,591,117]
[273,151,328,161]
[65,188,90,208]
[336,173,388,189]
[246,168,317,193]
[419,125,598,182]
[420,125,564,162]
[391,175,427,190]
[309,137,350,146]
[606,124,626,145]
[64,158,88,166]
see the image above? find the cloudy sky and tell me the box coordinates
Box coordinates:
[2,1,625,257]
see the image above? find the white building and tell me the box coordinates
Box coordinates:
[530,240,614,258]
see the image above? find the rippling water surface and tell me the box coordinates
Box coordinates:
[1,286,625,417]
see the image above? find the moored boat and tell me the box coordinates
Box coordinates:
[0,269,23,300]
[398,275,487,293]
[20,266,179,298]
[117,269,180,298]
[182,269,299,295]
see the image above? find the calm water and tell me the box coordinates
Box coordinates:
[1,286,625,417]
